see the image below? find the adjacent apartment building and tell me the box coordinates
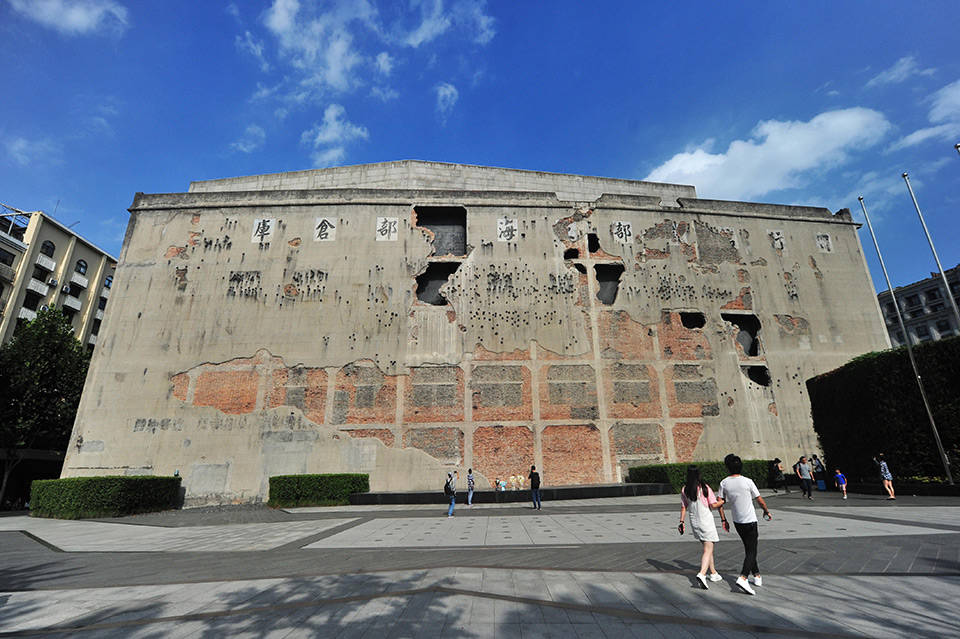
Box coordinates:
[877,264,960,346]
[0,204,117,349]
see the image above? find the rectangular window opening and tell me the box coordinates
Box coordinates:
[721,312,762,356]
[414,206,467,257]
[594,264,624,305]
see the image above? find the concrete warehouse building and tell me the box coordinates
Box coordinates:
[61,161,890,504]
[0,204,117,348]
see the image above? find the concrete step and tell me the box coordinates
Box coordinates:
[349,482,673,505]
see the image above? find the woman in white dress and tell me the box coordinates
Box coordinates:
[678,465,728,589]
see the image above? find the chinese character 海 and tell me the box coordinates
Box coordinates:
[497,217,518,241]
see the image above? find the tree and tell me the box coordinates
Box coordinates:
[0,308,90,505]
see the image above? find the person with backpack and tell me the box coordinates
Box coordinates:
[444,470,458,517]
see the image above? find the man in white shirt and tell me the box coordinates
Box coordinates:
[716,454,772,595]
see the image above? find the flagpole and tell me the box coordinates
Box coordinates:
[901,172,960,328]
[859,196,953,485]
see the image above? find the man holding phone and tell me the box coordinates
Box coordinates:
[715,454,771,595]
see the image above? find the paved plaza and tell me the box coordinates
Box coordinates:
[1,491,959,637]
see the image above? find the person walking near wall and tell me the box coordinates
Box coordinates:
[811,454,826,491]
[466,469,475,506]
[444,471,458,517]
[677,465,726,589]
[769,458,789,494]
[529,465,542,510]
[717,454,772,596]
[874,454,896,500]
[795,456,814,500]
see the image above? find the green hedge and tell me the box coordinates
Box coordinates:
[627,460,769,492]
[807,336,960,482]
[268,473,369,507]
[30,475,181,519]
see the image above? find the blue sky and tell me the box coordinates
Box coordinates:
[1,1,958,292]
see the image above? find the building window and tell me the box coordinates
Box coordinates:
[23,290,42,311]
[104,275,113,289]
[926,288,941,301]
[65,282,83,298]
[32,265,49,281]
[905,294,920,307]
[91,318,101,336]
[895,330,904,343]
[75,259,88,275]
[98,297,107,311]
[40,240,55,257]
[935,319,952,334]
[0,247,14,267]
[915,325,930,340]
[884,302,895,315]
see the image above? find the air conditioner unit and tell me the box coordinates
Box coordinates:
[62,285,72,294]
[39,304,49,311]
[47,278,58,286]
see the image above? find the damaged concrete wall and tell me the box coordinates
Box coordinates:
[62,166,889,504]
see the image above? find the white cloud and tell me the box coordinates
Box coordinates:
[370,86,399,101]
[889,79,960,151]
[7,0,129,36]
[225,3,240,21]
[435,82,458,121]
[311,146,346,167]
[865,56,935,88]
[230,125,266,153]
[452,0,495,44]
[3,135,63,167]
[301,104,367,166]
[645,108,891,201]
[375,51,394,75]
[404,0,451,47]
[236,31,271,72]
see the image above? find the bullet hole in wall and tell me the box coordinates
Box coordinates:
[414,206,467,256]
[594,264,625,305]
[742,365,772,386]
[680,312,706,329]
[721,312,762,356]
[564,248,580,260]
[587,233,601,254]
[416,262,460,305]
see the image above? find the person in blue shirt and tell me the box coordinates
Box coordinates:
[834,469,847,500]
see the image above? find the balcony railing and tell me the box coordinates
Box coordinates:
[70,271,89,289]
[88,333,97,345]
[62,295,82,312]
[35,253,56,272]
[26,278,50,296]
[18,307,37,321]
[95,308,104,320]
[0,262,15,282]
[100,287,110,300]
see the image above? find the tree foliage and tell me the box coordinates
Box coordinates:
[0,308,90,502]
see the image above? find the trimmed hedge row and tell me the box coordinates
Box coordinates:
[807,336,960,482]
[30,476,181,519]
[268,473,369,507]
[627,460,769,492]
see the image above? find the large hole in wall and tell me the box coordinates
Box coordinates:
[564,248,580,260]
[414,206,467,257]
[594,264,625,305]
[680,312,706,329]
[416,262,460,305]
[587,233,601,254]
[742,365,771,386]
[721,312,762,356]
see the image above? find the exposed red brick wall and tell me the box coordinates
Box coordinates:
[658,311,711,360]
[538,364,598,420]
[332,363,396,424]
[343,428,395,447]
[673,422,704,462]
[403,367,464,423]
[597,310,655,360]
[603,363,661,419]
[472,425,534,487]
[403,427,464,464]
[721,287,753,310]
[171,373,189,401]
[471,364,532,421]
[542,424,604,485]
[665,364,719,418]
[267,369,288,408]
[194,370,258,414]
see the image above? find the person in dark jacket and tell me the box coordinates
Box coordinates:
[768,458,789,494]
[528,465,542,510]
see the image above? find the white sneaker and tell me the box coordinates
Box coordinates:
[736,577,756,595]
[695,574,709,590]
[708,573,723,582]
[750,576,762,587]
[843,495,847,499]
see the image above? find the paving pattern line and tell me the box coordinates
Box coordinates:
[778,506,960,531]
[0,582,870,639]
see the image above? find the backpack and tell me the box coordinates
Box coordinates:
[443,479,453,496]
